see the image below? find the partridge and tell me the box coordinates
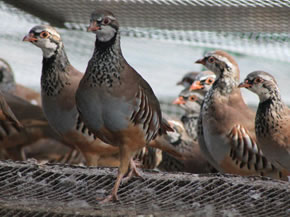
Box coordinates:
[76,10,172,202]
[0,58,42,106]
[195,50,288,179]
[23,25,120,167]
[176,71,199,88]
[189,70,216,95]
[152,119,216,173]
[0,90,22,131]
[0,90,63,160]
[239,71,290,171]
[173,89,203,141]
[0,90,22,158]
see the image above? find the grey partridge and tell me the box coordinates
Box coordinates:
[75,10,172,202]
[176,71,199,88]
[195,50,289,179]
[239,71,290,171]
[0,58,42,106]
[23,25,121,167]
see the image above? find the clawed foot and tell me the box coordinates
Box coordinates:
[97,193,118,204]
[122,160,143,184]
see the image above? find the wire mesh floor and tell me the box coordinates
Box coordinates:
[0,160,289,216]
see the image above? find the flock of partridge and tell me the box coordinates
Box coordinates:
[0,10,289,202]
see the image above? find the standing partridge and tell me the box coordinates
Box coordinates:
[76,10,172,202]
[195,50,289,179]
[176,71,199,88]
[23,25,121,167]
[0,58,42,106]
[239,71,290,171]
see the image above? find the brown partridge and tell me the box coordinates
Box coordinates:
[0,91,65,161]
[239,71,290,171]
[75,10,172,202]
[196,50,289,179]
[0,90,22,133]
[0,58,42,106]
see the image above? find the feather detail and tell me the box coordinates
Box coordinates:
[228,124,277,171]
[130,87,167,143]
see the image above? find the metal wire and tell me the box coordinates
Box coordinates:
[0,161,289,216]
[1,0,290,62]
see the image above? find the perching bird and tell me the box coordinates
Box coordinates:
[0,58,42,106]
[176,71,199,88]
[195,50,289,179]
[239,71,290,171]
[23,25,121,167]
[76,10,172,202]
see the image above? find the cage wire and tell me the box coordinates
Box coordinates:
[2,0,290,62]
[0,1,290,216]
[0,160,289,217]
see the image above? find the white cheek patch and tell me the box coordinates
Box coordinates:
[199,75,216,81]
[39,40,58,58]
[214,55,236,72]
[96,26,117,42]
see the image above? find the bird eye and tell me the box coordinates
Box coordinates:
[40,31,49,38]
[103,17,110,25]
[208,57,215,63]
[206,78,214,84]
[254,77,263,83]
[189,95,197,101]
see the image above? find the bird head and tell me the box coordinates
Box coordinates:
[195,50,239,82]
[88,10,119,42]
[190,71,216,94]
[176,71,199,88]
[239,71,279,102]
[173,90,203,113]
[23,25,62,58]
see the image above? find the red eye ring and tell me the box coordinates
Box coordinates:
[254,77,263,83]
[40,31,49,38]
[207,78,214,84]
[208,57,215,63]
[103,17,110,25]
[189,95,197,101]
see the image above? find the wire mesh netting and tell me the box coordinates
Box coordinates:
[0,160,289,217]
[0,1,290,216]
[3,0,290,62]
[1,0,290,104]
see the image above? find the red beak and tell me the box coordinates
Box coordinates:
[172,97,185,105]
[195,58,206,65]
[87,21,101,32]
[22,33,38,42]
[190,81,204,91]
[238,82,252,88]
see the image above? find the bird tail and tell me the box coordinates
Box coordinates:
[159,118,174,135]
